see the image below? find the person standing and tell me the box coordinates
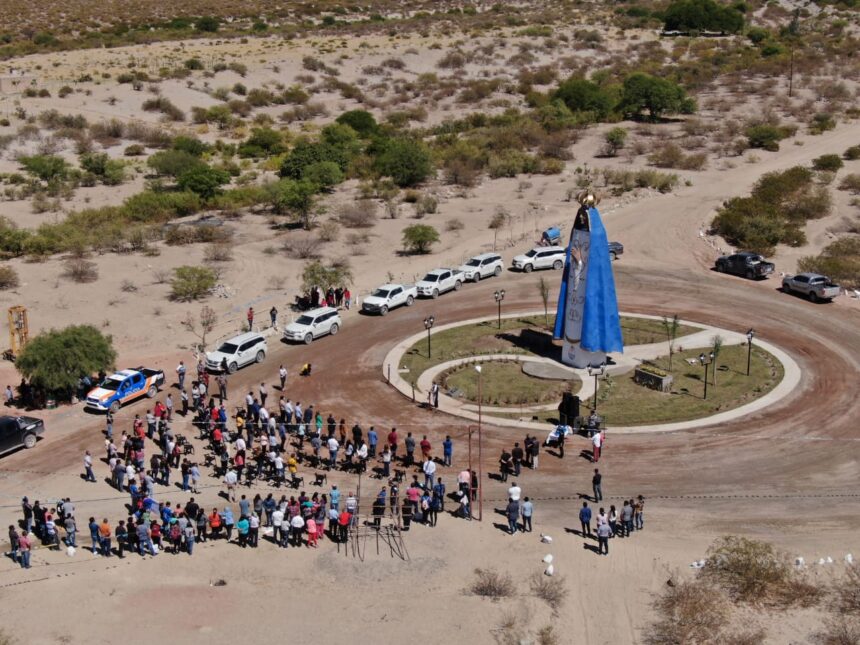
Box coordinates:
[367,427,378,458]
[635,495,645,531]
[223,468,238,502]
[165,394,173,422]
[592,469,603,502]
[327,435,339,470]
[270,306,278,329]
[98,519,112,557]
[344,288,351,310]
[521,497,533,533]
[505,498,520,535]
[115,520,128,558]
[21,497,33,534]
[597,519,611,555]
[236,516,250,548]
[289,513,305,547]
[422,458,436,489]
[105,409,114,440]
[621,500,634,537]
[176,361,186,390]
[557,427,566,459]
[8,525,20,564]
[442,435,453,467]
[259,383,268,407]
[592,431,602,463]
[247,307,254,331]
[18,531,32,569]
[579,502,592,537]
[217,373,228,402]
[507,481,521,502]
[83,450,96,482]
[529,437,539,470]
[64,514,77,547]
[511,443,523,476]
[278,365,287,390]
[404,432,416,467]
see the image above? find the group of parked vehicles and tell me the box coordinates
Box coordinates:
[714,252,842,303]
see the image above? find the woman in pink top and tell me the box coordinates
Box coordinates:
[306,518,318,547]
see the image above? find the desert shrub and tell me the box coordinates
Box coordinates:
[123,191,201,223]
[0,265,20,289]
[812,154,843,172]
[554,78,613,121]
[20,155,68,181]
[147,150,203,178]
[816,617,860,645]
[373,139,433,187]
[281,85,309,104]
[184,58,204,70]
[601,127,628,157]
[746,123,793,151]
[172,136,208,157]
[282,235,322,259]
[177,165,230,199]
[402,224,439,254]
[337,200,378,228]
[798,237,860,288]
[437,50,467,69]
[80,153,125,185]
[336,110,377,136]
[63,259,99,283]
[810,112,836,135]
[58,86,73,98]
[141,96,185,121]
[124,144,145,156]
[303,161,343,190]
[619,73,695,121]
[317,220,340,242]
[203,243,233,262]
[120,280,137,292]
[164,224,229,246]
[702,535,821,606]
[280,138,351,180]
[300,259,353,292]
[238,127,285,158]
[844,146,860,161]
[470,567,515,599]
[416,195,438,216]
[196,16,220,32]
[663,0,745,33]
[171,265,217,300]
[834,563,860,614]
[838,174,860,194]
[648,143,708,170]
[644,580,729,645]
[529,573,568,613]
[445,218,464,232]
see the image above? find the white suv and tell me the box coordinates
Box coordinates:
[511,246,566,273]
[459,253,503,282]
[206,332,267,373]
[283,306,342,344]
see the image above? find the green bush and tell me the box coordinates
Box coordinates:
[619,73,695,121]
[844,145,860,161]
[798,237,860,289]
[20,155,68,181]
[196,16,220,33]
[554,78,614,121]
[603,127,628,156]
[238,127,285,158]
[0,265,19,289]
[838,174,860,194]
[812,154,843,172]
[303,161,344,190]
[402,224,440,254]
[664,0,745,33]
[745,124,790,151]
[809,113,836,135]
[123,191,202,222]
[171,265,217,300]
[336,110,378,136]
[280,138,351,179]
[177,165,231,199]
[16,324,116,394]
[374,139,433,187]
[268,179,319,229]
[172,136,208,157]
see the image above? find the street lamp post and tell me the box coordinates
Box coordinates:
[493,290,506,329]
[423,315,435,358]
[587,363,606,412]
[746,328,755,376]
[699,351,715,399]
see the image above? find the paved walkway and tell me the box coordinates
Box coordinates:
[382,311,801,434]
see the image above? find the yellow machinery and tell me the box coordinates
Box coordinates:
[5,305,28,361]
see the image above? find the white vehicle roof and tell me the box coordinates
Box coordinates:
[221,331,265,345]
[373,283,405,290]
[109,369,137,379]
[297,306,338,317]
[528,246,565,254]
[465,253,500,261]
[423,268,454,275]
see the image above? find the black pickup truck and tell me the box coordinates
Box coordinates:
[714,252,775,280]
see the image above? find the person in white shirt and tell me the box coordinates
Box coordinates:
[223,469,238,502]
[279,365,287,390]
[356,442,368,472]
[327,436,339,470]
[289,513,305,547]
[235,437,246,453]
[294,402,303,423]
[248,513,260,547]
[272,508,285,546]
[592,431,602,463]
[176,361,186,390]
[259,406,270,426]
[422,459,436,489]
[507,482,521,502]
[274,454,284,483]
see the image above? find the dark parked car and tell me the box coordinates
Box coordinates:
[609,241,624,260]
[715,252,775,279]
[0,415,45,456]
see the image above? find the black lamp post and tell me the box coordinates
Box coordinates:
[493,289,506,329]
[699,351,715,399]
[587,362,606,411]
[746,328,755,376]
[423,315,435,358]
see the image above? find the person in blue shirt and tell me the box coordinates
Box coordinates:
[367,427,378,458]
[432,478,446,511]
[329,486,341,511]
[442,436,453,467]
[579,502,592,537]
[221,507,235,541]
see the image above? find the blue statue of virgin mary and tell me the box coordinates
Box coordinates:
[552,194,624,367]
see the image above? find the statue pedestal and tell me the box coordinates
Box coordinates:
[561,340,606,369]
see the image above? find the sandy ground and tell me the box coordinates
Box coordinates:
[0,26,859,645]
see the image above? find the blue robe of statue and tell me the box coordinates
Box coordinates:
[552,206,624,355]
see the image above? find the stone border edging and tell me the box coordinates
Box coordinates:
[381,311,801,434]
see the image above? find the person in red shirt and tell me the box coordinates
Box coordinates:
[247,307,254,331]
[337,510,351,543]
[388,428,399,459]
[420,436,432,460]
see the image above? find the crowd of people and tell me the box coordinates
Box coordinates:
[5,361,646,570]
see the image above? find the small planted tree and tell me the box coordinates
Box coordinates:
[300,260,353,292]
[538,276,551,329]
[711,334,723,387]
[182,305,217,353]
[171,266,217,301]
[269,179,319,229]
[16,325,116,396]
[402,224,440,254]
[488,207,510,252]
[602,127,628,157]
[661,314,680,370]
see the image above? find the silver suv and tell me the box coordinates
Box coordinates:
[459,253,504,282]
[511,246,566,273]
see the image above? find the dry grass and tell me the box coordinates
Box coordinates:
[282,235,322,259]
[470,567,516,600]
[203,243,233,262]
[644,579,730,645]
[62,259,99,283]
[703,536,822,607]
[337,201,378,228]
[0,266,20,290]
[834,564,860,614]
[529,572,568,613]
[816,617,860,645]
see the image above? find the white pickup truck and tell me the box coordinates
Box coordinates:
[782,273,841,302]
[416,269,464,298]
[361,283,417,315]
